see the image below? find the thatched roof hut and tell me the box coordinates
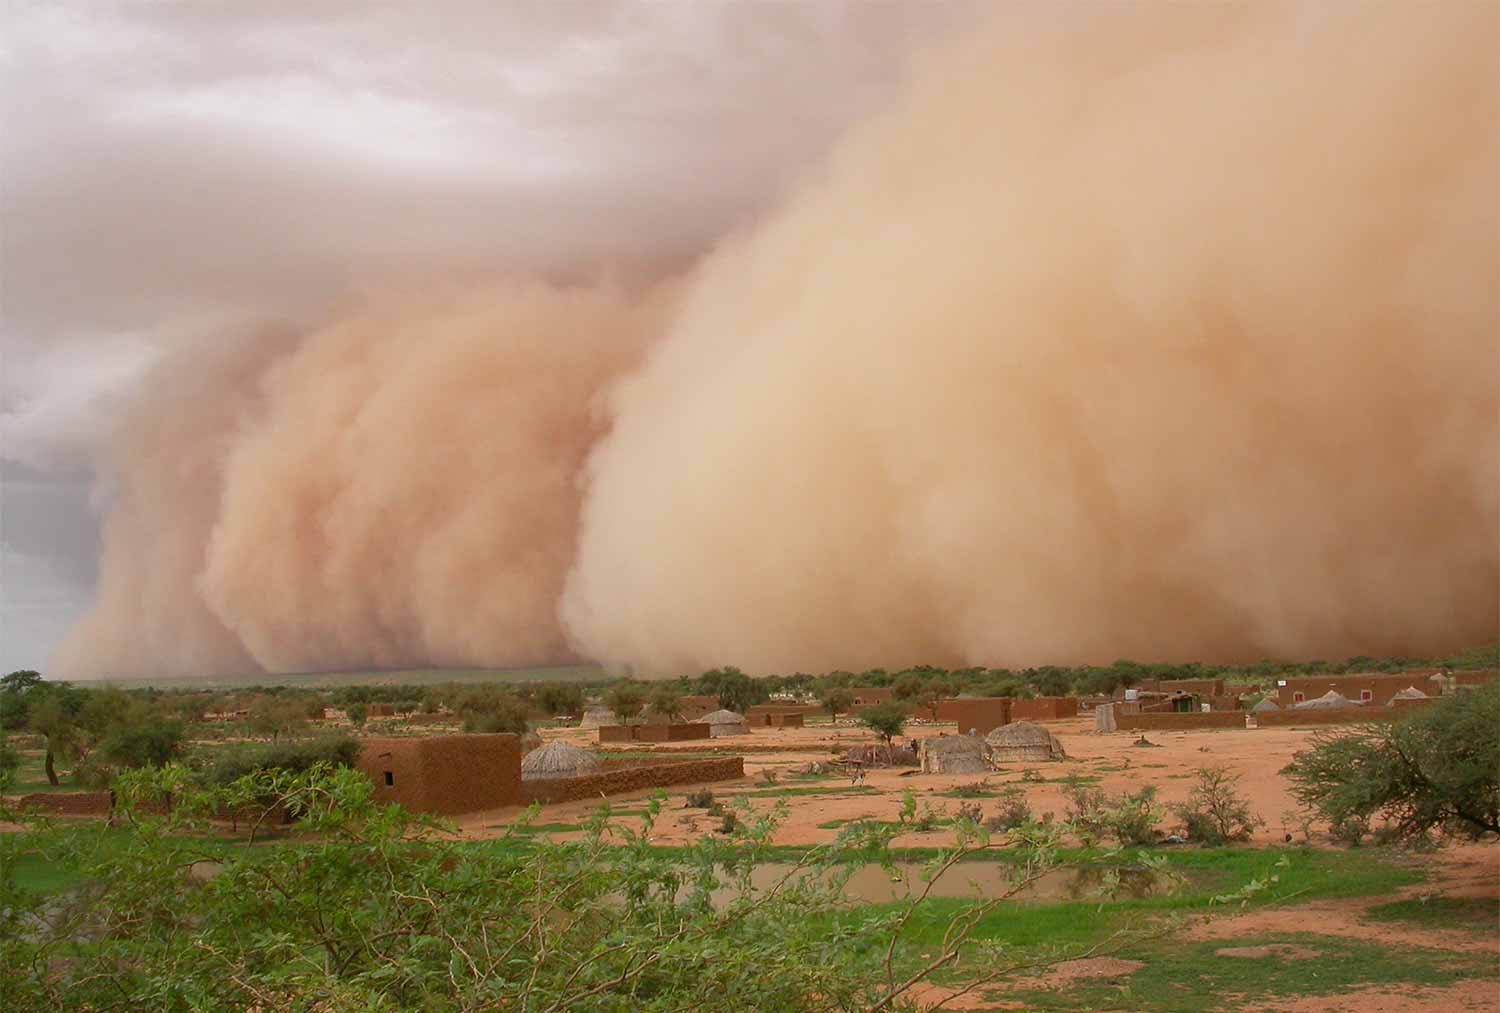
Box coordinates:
[918,735,988,774]
[521,742,601,781]
[1294,690,1357,710]
[1388,686,1429,704]
[579,707,618,729]
[1251,697,1281,713]
[985,722,1066,763]
[702,709,749,737]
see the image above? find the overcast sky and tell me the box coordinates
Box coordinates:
[0,1,979,674]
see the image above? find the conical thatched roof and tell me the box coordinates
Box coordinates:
[918,735,988,774]
[1294,690,1355,710]
[579,707,618,729]
[1388,686,1429,703]
[985,721,1066,761]
[1251,697,1281,713]
[521,742,601,781]
[702,709,748,736]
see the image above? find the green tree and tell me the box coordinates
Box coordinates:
[27,687,83,786]
[702,666,765,714]
[99,720,185,770]
[345,703,368,729]
[605,680,647,724]
[822,687,853,720]
[1,670,42,694]
[858,701,910,747]
[1282,683,1500,840]
[647,682,683,722]
[537,682,585,716]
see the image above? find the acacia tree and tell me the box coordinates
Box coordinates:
[647,682,683,722]
[605,680,647,724]
[822,688,854,721]
[859,701,910,748]
[1282,683,1500,841]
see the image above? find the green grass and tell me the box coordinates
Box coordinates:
[737,785,880,799]
[985,934,1496,1011]
[1366,896,1500,933]
[4,826,269,895]
[5,751,79,794]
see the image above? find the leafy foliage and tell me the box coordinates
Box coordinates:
[0,764,1125,1011]
[1281,683,1500,841]
[1172,766,1264,845]
[202,736,362,788]
[858,702,910,745]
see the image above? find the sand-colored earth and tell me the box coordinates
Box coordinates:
[457,715,1341,848]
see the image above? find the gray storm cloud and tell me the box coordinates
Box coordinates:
[52,2,1499,679]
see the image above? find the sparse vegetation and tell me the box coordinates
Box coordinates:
[1282,683,1500,842]
[1173,765,1264,844]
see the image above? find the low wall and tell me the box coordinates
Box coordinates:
[598,723,712,743]
[1115,711,1249,731]
[1009,698,1079,722]
[933,698,1012,736]
[1257,706,1415,727]
[13,792,113,817]
[521,756,744,805]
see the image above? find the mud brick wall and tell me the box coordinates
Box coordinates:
[1208,695,1243,712]
[934,698,1011,736]
[746,704,822,721]
[1115,711,1249,731]
[597,725,636,743]
[521,756,744,805]
[1257,707,1406,727]
[16,792,113,817]
[635,723,711,742]
[1276,673,1440,709]
[359,734,521,815]
[1009,698,1080,722]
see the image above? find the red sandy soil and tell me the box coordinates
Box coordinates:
[456,715,1342,847]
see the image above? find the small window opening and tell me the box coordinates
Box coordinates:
[1360,690,1373,702]
[384,771,394,786]
[1293,692,1305,703]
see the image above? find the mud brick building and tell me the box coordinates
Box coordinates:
[358,734,522,815]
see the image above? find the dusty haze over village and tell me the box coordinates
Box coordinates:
[3,2,1496,680]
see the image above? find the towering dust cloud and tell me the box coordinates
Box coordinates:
[58,3,1499,679]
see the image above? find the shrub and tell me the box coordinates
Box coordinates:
[204,736,361,788]
[1063,783,1162,846]
[1172,766,1264,844]
[988,786,1033,831]
[858,701,910,745]
[1282,682,1500,842]
[684,789,716,809]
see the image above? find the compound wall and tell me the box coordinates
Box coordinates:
[934,698,1011,736]
[1008,698,1079,722]
[520,756,744,805]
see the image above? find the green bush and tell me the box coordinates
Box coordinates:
[203,736,361,787]
[1172,765,1264,844]
[1282,683,1500,841]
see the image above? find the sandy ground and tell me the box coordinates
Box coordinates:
[457,715,1336,847]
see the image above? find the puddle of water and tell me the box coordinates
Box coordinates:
[711,862,1171,906]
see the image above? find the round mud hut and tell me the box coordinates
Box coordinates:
[521,742,602,781]
[579,706,618,729]
[985,722,1067,763]
[702,709,750,737]
[1294,690,1356,710]
[918,735,988,774]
